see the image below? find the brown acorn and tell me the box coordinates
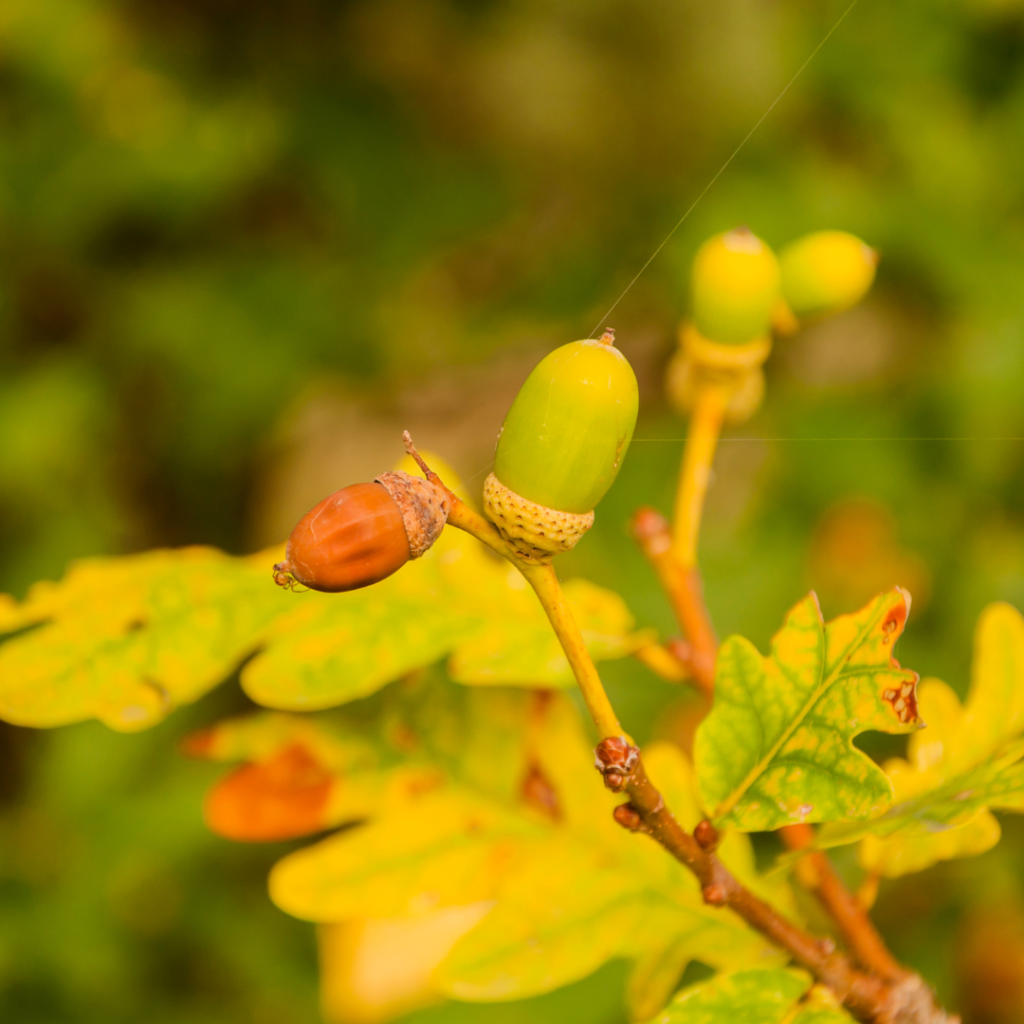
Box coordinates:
[273,471,449,593]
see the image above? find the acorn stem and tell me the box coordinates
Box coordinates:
[404,430,625,741]
[519,561,625,740]
[402,430,435,480]
[447,487,520,561]
[672,382,728,566]
[415,432,949,1022]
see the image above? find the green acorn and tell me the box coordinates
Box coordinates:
[486,331,638,561]
[779,230,878,318]
[691,227,781,344]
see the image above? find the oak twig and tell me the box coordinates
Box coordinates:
[596,741,955,1024]
[404,432,954,1023]
[404,432,622,739]
[672,382,728,566]
[631,507,717,696]
[782,823,904,982]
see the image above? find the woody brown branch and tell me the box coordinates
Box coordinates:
[629,452,915,996]
[782,822,905,983]
[630,509,913,988]
[409,432,952,1022]
[595,738,956,1024]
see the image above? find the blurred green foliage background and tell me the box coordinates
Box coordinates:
[3,0,1024,1020]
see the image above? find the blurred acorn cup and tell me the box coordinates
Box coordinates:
[484,330,639,562]
[666,325,770,425]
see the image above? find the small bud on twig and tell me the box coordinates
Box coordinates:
[613,802,648,833]
[702,883,727,906]
[594,736,640,792]
[694,818,719,851]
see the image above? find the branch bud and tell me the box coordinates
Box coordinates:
[594,736,640,791]
[612,803,646,832]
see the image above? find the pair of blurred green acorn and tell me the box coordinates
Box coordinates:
[670,227,877,423]
[273,228,876,593]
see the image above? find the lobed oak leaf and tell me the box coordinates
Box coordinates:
[817,602,1024,876]
[645,968,854,1024]
[317,908,491,1024]
[186,711,444,842]
[695,589,922,832]
[206,685,792,1018]
[0,547,285,731]
[0,459,645,728]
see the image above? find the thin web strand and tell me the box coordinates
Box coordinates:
[630,437,1024,443]
[588,0,861,339]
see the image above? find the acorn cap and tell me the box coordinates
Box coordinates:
[375,471,449,558]
[665,324,771,425]
[483,472,594,562]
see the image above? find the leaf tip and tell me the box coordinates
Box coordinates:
[882,587,911,642]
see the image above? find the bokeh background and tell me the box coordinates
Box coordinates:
[3,0,1024,1021]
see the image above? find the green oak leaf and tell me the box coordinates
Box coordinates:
[817,744,1024,866]
[646,968,854,1024]
[817,601,1024,876]
[0,468,644,730]
[695,589,923,832]
[448,577,651,686]
[222,684,792,1011]
[0,547,285,731]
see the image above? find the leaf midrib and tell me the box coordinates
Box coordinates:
[712,605,883,823]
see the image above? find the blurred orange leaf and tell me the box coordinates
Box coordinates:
[204,745,338,842]
[206,684,794,1018]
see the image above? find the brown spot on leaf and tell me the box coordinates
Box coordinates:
[204,744,335,842]
[520,761,561,821]
[882,599,907,640]
[882,678,921,724]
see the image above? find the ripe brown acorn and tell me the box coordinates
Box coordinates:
[273,471,449,593]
